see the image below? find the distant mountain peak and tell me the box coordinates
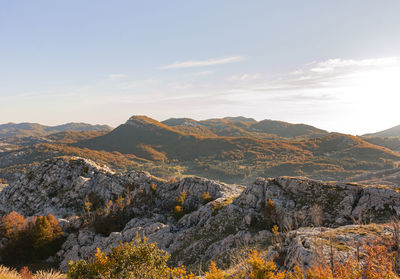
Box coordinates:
[363,124,400,138]
[125,116,178,132]
[126,115,159,126]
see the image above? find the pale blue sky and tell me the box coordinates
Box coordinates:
[1,1,400,134]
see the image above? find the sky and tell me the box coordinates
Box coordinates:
[1,1,400,135]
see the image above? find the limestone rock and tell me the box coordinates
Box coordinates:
[1,156,400,272]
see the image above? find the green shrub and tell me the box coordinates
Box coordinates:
[67,235,170,279]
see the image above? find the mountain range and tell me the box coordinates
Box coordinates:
[162,116,328,139]
[1,115,400,185]
[72,115,400,184]
[0,122,113,138]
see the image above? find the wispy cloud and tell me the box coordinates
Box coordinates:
[242,57,400,92]
[159,56,244,69]
[107,74,127,80]
[228,73,264,81]
[196,70,214,76]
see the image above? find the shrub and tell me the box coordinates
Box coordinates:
[0,266,21,279]
[176,191,187,206]
[305,242,398,279]
[19,266,33,279]
[86,196,133,236]
[261,199,279,226]
[201,192,213,204]
[151,183,157,192]
[92,198,133,236]
[68,235,170,279]
[168,265,195,279]
[85,192,104,212]
[173,191,187,220]
[33,270,66,279]
[1,211,26,239]
[204,261,227,279]
[247,250,286,279]
[363,242,397,278]
[0,265,66,279]
[211,197,234,216]
[32,215,63,259]
[286,266,304,279]
[67,235,201,279]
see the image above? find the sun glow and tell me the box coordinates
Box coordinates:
[326,65,400,134]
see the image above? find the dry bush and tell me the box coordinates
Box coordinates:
[19,267,33,279]
[0,266,66,279]
[306,241,398,279]
[0,265,21,279]
[311,205,323,227]
[32,270,66,279]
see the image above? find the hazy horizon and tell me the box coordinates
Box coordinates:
[1,1,400,135]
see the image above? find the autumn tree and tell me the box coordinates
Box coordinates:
[0,212,64,264]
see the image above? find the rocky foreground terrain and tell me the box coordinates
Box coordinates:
[0,156,399,272]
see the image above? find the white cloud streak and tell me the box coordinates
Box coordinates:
[196,70,214,76]
[159,56,244,69]
[107,74,127,80]
[242,57,400,93]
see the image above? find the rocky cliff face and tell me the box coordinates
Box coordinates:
[0,157,399,271]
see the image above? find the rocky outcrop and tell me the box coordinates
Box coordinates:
[0,157,238,217]
[235,177,400,227]
[1,156,399,271]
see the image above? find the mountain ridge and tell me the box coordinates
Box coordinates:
[0,122,113,138]
[162,116,328,139]
[74,115,400,184]
[364,124,400,138]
